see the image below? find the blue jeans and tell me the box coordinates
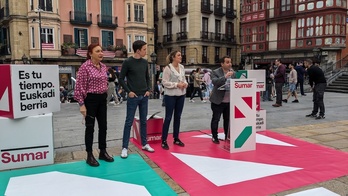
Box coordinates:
[122,95,148,148]
[162,95,185,141]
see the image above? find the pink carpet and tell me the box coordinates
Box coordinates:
[131,130,348,196]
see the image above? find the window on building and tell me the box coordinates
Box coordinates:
[127,34,132,52]
[202,0,210,6]
[277,22,291,49]
[315,16,323,36]
[41,28,54,49]
[41,28,53,43]
[135,35,145,41]
[101,0,112,23]
[281,0,291,11]
[226,48,231,57]
[326,0,333,6]
[134,4,144,22]
[202,46,208,63]
[225,22,234,37]
[180,18,186,32]
[102,30,114,48]
[31,27,35,48]
[316,1,324,8]
[166,21,172,41]
[39,0,52,11]
[246,27,252,43]
[30,0,34,10]
[325,14,333,35]
[74,0,87,21]
[74,28,88,48]
[306,17,314,37]
[215,20,221,34]
[181,46,186,64]
[167,48,172,55]
[202,17,208,32]
[226,0,233,9]
[215,47,220,63]
[127,4,131,21]
[297,18,305,38]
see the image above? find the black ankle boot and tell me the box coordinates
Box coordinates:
[99,149,114,162]
[86,152,99,167]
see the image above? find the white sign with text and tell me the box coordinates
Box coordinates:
[0,64,60,119]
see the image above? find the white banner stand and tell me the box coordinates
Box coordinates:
[0,113,54,171]
[227,78,257,153]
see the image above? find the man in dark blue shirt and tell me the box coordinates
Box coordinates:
[295,62,306,96]
[304,59,327,119]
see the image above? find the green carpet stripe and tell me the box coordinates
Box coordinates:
[0,154,176,196]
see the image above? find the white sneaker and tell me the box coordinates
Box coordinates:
[189,99,195,103]
[142,144,155,153]
[121,148,128,158]
[202,100,207,103]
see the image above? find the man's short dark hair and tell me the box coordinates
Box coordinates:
[220,56,231,63]
[132,40,147,53]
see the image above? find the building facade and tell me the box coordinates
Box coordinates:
[0,0,154,90]
[241,0,347,70]
[154,0,240,68]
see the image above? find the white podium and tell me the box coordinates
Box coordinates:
[0,113,54,171]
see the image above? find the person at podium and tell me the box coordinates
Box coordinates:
[209,56,235,144]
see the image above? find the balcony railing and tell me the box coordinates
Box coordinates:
[162,7,173,19]
[97,14,118,29]
[224,34,236,43]
[175,3,188,15]
[201,3,213,14]
[214,5,225,16]
[163,34,173,43]
[226,8,236,19]
[176,32,188,41]
[70,11,92,26]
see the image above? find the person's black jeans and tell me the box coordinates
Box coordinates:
[190,87,203,100]
[84,93,107,152]
[312,83,326,116]
[211,102,230,139]
[275,82,284,104]
[296,79,305,95]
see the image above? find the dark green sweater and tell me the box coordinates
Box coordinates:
[119,56,150,95]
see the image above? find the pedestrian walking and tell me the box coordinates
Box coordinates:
[272,59,286,107]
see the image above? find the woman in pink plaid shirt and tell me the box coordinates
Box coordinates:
[74,43,114,167]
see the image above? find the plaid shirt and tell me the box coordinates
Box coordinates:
[74,59,108,104]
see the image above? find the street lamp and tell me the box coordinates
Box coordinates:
[34,7,43,64]
[150,52,157,99]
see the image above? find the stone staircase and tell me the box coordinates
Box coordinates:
[326,74,348,93]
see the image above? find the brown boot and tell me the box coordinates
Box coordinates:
[99,149,114,162]
[86,152,100,167]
